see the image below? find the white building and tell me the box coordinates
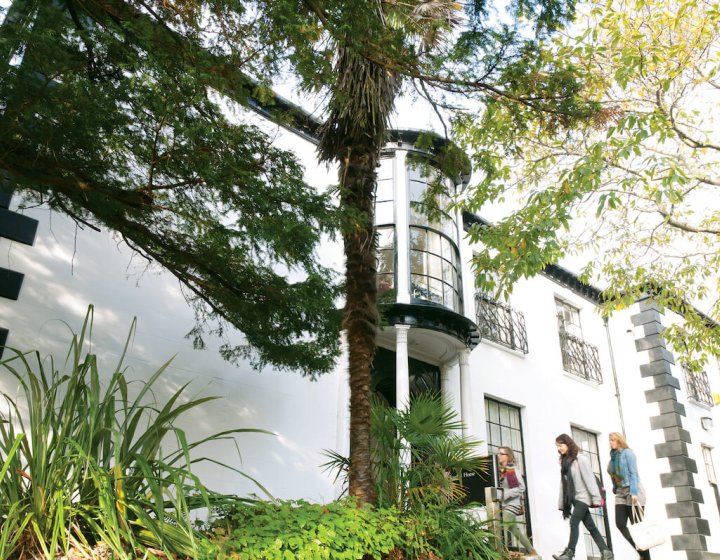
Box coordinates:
[1,97,719,560]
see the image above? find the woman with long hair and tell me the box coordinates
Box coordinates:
[553,433,613,560]
[608,431,650,560]
[496,446,539,557]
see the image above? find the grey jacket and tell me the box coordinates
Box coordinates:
[558,453,602,509]
[499,467,526,514]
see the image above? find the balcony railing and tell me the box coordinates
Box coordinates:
[475,293,529,354]
[682,364,714,407]
[558,330,602,383]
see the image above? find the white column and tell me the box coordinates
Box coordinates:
[395,324,411,412]
[441,360,463,436]
[395,324,412,468]
[440,362,453,406]
[459,349,473,438]
[393,150,411,304]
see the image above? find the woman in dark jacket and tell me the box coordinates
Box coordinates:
[608,431,650,560]
[553,433,614,560]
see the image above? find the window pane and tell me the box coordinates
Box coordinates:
[377,227,394,250]
[377,249,393,274]
[411,274,428,299]
[409,179,425,203]
[443,284,455,308]
[376,201,393,225]
[427,254,443,279]
[441,236,452,260]
[410,251,427,275]
[378,274,394,294]
[499,405,509,426]
[490,423,501,445]
[442,260,454,284]
[378,158,394,181]
[410,228,426,250]
[428,277,443,304]
[487,400,499,423]
[376,178,393,202]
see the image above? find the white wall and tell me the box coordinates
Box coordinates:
[0,124,349,503]
[454,226,720,559]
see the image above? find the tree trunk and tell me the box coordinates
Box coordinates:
[318,42,398,504]
[341,145,380,504]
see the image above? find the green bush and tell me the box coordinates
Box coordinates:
[0,306,267,559]
[323,393,499,560]
[204,497,415,560]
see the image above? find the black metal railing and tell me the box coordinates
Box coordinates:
[682,364,714,407]
[475,293,529,353]
[558,330,602,383]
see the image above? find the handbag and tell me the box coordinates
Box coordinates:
[628,505,666,551]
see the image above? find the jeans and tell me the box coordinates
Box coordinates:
[616,504,651,560]
[568,500,609,552]
[502,509,534,552]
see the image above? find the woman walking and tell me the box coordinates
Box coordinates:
[553,434,613,560]
[608,432,650,560]
[497,446,539,557]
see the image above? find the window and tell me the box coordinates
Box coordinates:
[409,227,461,311]
[702,445,717,485]
[571,427,611,559]
[376,226,395,296]
[555,298,602,383]
[475,292,529,353]
[556,298,583,338]
[407,160,458,241]
[485,398,531,547]
[701,445,720,517]
[405,157,462,313]
[375,158,395,225]
[681,364,714,407]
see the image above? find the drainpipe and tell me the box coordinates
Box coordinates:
[604,316,626,436]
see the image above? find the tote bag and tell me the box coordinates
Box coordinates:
[629,505,666,551]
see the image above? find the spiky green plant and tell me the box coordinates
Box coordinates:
[324,393,498,559]
[0,306,269,559]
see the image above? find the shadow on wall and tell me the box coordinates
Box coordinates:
[0,207,343,502]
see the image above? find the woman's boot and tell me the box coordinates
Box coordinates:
[552,548,574,560]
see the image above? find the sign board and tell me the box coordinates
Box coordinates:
[460,457,496,505]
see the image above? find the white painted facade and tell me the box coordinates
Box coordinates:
[1,120,719,560]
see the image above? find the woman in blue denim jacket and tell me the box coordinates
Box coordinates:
[608,432,650,560]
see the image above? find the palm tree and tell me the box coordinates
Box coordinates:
[313,0,463,504]
[316,40,398,504]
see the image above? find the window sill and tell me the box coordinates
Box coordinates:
[479,337,528,358]
[561,369,603,387]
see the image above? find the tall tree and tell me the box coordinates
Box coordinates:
[297,0,592,501]
[456,0,720,367]
[0,0,342,376]
[2,0,594,504]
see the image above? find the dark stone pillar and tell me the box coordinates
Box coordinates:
[631,297,711,560]
[0,185,38,358]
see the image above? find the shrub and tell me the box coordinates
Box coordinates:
[204,497,414,560]
[0,306,266,559]
[323,393,499,560]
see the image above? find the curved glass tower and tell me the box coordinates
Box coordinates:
[372,130,479,421]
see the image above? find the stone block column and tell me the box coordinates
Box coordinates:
[631,297,711,560]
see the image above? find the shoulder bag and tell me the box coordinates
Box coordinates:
[628,504,666,551]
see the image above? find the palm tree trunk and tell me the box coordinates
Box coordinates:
[318,44,398,504]
[341,144,381,504]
